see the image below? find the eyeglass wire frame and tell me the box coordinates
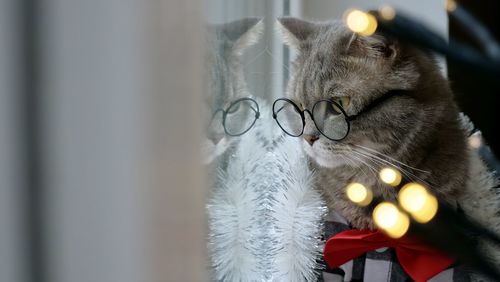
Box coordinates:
[211,97,260,137]
[272,97,354,141]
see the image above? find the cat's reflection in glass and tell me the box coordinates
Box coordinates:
[209,97,260,137]
[201,18,263,165]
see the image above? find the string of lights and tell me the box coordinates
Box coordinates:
[345,166,500,279]
[340,6,500,278]
[343,7,500,78]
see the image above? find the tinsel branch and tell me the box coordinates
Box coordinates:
[207,101,326,282]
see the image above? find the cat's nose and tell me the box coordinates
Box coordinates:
[303,135,319,146]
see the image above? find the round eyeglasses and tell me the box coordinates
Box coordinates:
[272,90,406,141]
[272,98,353,141]
[211,97,260,136]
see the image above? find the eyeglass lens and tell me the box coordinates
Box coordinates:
[273,99,349,141]
[312,100,349,140]
[273,99,304,136]
[223,98,259,136]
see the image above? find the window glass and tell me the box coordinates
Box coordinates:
[203,1,450,281]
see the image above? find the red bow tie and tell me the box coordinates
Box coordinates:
[324,229,455,282]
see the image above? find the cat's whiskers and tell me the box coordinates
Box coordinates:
[335,148,378,178]
[242,45,292,74]
[243,47,268,67]
[352,148,411,177]
[338,153,356,172]
[347,151,378,179]
[248,71,283,75]
[352,144,430,174]
[350,150,380,174]
[351,148,430,186]
[337,149,367,177]
[350,149,385,173]
[362,151,429,185]
[264,48,290,73]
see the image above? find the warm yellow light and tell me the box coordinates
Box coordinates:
[379,167,402,186]
[445,0,457,12]
[379,5,396,20]
[346,182,373,206]
[468,134,482,149]
[411,194,438,223]
[399,183,428,212]
[398,183,439,223]
[373,202,399,229]
[373,202,410,238]
[385,211,410,238]
[344,9,378,36]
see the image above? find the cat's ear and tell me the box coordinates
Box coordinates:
[219,18,263,55]
[276,17,318,49]
[346,32,398,61]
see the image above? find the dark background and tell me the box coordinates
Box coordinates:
[448,0,500,156]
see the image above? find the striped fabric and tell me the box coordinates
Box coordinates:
[317,211,471,282]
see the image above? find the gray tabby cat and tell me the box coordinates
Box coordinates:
[202,18,263,164]
[277,17,469,229]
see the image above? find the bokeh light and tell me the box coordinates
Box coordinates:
[346,182,373,206]
[344,9,378,36]
[379,167,402,186]
[373,202,399,229]
[373,202,410,238]
[445,0,457,12]
[379,5,396,20]
[410,194,438,223]
[398,183,439,223]
[468,134,482,149]
[399,183,427,212]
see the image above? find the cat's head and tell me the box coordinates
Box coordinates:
[202,18,263,164]
[276,17,452,169]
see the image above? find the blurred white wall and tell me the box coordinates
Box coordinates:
[40,0,147,281]
[0,1,25,282]
[40,0,206,281]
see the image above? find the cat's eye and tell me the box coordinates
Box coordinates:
[227,102,240,114]
[331,97,350,112]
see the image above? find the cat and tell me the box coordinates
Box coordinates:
[202,18,263,165]
[276,17,469,230]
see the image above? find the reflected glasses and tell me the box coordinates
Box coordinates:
[211,97,260,136]
[272,98,353,141]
